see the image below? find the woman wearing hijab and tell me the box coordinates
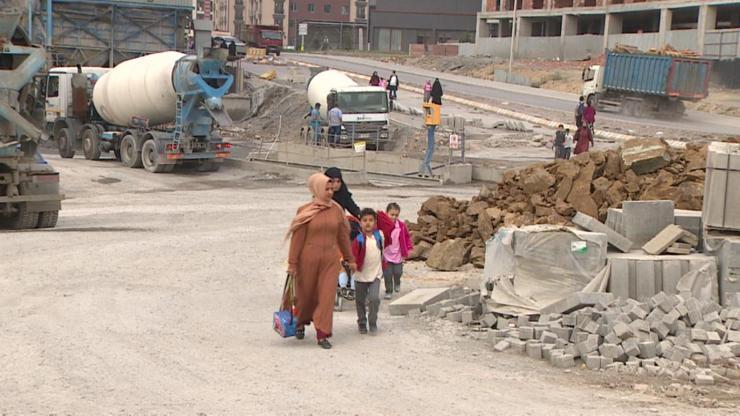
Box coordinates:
[324,167,362,219]
[287,173,356,349]
[431,78,443,105]
[369,71,380,86]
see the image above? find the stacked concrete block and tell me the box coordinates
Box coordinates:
[642,225,697,255]
[704,232,740,306]
[703,142,740,232]
[622,201,675,248]
[573,212,634,253]
[607,252,718,301]
[675,210,704,250]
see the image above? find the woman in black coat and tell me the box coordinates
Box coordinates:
[324,167,361,219]
[431,78,443,105]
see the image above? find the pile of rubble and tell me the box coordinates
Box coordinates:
[409,139,708,269]
[401,287,740,386]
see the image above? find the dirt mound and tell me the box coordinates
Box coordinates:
[230,78,308,142]
[409,140,708,269]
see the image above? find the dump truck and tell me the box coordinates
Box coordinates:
[243,25,283,55]
[1,0,63,229]
[306,70,391,150]
[581,50,712,118]
[46,50,234,173]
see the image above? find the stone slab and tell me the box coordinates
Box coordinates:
[642,224,688,255]
[541,292,615,315]
[704,232,740,306]
[573,212,634,253]
[622,200,675,248]
[703,141,740,232]
[389,287,451,316]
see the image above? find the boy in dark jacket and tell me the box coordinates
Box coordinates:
[351,208,385,335]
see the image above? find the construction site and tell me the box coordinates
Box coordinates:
[1,0,740,414]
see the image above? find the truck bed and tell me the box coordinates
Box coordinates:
[603,52,711,100]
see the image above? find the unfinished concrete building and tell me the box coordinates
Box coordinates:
[472,0,740,60]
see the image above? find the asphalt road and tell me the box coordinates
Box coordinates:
[286,53,740,136]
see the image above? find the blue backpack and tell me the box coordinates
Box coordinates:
[356,230,384,252]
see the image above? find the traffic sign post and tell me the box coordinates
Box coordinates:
[298,23,308,52]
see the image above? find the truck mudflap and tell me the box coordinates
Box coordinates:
[162,142,232,162]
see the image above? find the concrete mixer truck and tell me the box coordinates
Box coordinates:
[1,0,63,230]
[45,50,234,173]
[306,70,391,150]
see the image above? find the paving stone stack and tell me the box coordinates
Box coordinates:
[483,292,740,385]
[409,139,708,269]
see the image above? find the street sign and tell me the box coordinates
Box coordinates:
[449,134,460,150]
[298,23,308,36]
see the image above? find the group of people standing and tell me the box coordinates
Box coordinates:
[285,167,413,349]
[554,96,596,159]
[370,71,400,100]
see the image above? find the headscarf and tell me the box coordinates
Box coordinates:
[286,173,334,239]
[431,78,443,105]
[324,167,362,219]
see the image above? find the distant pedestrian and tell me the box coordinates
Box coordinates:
[430,78,443,105]
[553,124,566,160]
[304,103,322,145]
[573,125,593,155]
[220,39,228,49]
[563,128,574,160]
[423,80,432,103]
[379,77,387,90]
[575,96,585,127]
[388,71,399,100]
[370,71,380,86]
[584,100,596,131]
[228,40,237,58]
[327,104,343,147]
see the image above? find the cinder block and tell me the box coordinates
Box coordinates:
[600,356,614,369]
[461,310,474,324]
[622,338,641,357]
[622,200,675,247]
[497,317,511,329]
[613,321,633,340]
[674,210,703,250]
[493,340,511,352]
[555,354,575,368]
[526,342,543,359]
[642,225,689,255]
[599,343,624,359]
[609,258,630,299]
[389,287,451,316]
[635,260,657,300]
[519,326,534,340]
[706,331,721,344]
[542,344,555,360]
[509,339,526,354]
[481,313,497,328]
[638,341,657,359]
[585,354,602,370]
[447,311,462,322]
[540,331,558,344]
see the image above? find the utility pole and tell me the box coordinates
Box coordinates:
[507,0,518,83]
[234,0,244,39]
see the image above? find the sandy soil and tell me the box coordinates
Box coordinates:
[1,155,738,414]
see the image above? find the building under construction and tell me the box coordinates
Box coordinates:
[39,0,193,67]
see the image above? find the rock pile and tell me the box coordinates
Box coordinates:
[409,139,708,269]
[485,292,740,385]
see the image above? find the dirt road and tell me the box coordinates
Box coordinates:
[1,156,737,414]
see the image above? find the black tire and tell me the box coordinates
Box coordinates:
[37,211,59,228]
[141,139,172,173]
[57,128,75,158]
[82,128,102,160]
[7,204,39,230]
[120,134,142,168]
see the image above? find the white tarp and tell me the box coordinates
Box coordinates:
[482,225,609,315]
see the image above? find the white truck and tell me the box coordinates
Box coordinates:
[45,50,234,173]
[306,70,391,150]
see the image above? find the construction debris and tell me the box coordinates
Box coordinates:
[417,288,740,385]
[410,140,708,269]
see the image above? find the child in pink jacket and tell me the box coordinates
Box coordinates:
[379,203,414,299]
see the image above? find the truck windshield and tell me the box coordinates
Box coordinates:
[337,91,389,114]
[262,31,282,40]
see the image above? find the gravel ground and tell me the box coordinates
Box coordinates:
[0,155,738,415]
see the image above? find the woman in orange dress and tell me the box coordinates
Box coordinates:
[287,173,356,349]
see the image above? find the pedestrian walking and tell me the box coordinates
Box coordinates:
[370,71,380,86]
[327,104,343,147]
[379,203,413,300]
[423,80,432,103]
[228,40,237,58]
[351,208,384,335]
[286,173,356,349]
[584,100,596,132]
[324,167,362,220]
[575,96,585,127]
[304,103,322,145]
[563,128,574,160]
[573,125,594,155]
[553,124,566,160]
[430,78,443,105]
[379,78,387,90]
[388,70,399,100]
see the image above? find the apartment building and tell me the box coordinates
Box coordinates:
[473,0,740,60]
[288,1,368,49]
[210,0,288,39]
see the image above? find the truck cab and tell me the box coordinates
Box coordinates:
[45,67,110,158]
[581,65,603,106]
[329,86,390,150]
[244,25,283,55]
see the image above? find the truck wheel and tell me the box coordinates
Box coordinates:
[120,135,143,168]
[141,140,172,173]
[57,128,75,158]
[82,128,102,160]
[37,211,59,228]
[7,203,39,230]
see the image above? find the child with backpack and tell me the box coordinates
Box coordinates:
[351,208,385,335]
[379,203,414,300]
